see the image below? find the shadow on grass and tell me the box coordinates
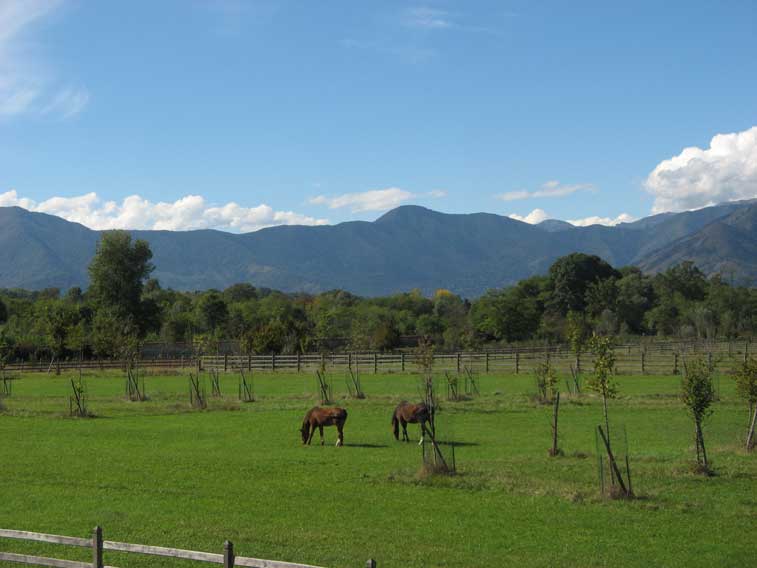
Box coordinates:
[344,443,389,448]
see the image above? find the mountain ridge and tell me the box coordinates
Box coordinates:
[2,201,757,296]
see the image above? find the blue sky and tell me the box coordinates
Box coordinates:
[1,0,756,232]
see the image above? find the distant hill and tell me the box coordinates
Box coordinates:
[2,200,757,296]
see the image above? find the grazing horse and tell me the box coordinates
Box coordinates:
[301,406,348,446]
[392,402,430,445]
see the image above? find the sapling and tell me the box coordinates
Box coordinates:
[534,359,558,403]
[681,357,716,472]
[587,335,618,439]
[732,357,757,451]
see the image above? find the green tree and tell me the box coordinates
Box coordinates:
[681,357,716,471]
[733,358,757,450]
[196,291,229,332]
[587,334,618,445]
[38,300,79,374]
[88,231,155,335]
[548,253,620,315]
[0,297,8,323]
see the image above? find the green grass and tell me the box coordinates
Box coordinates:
[1,369,755,567]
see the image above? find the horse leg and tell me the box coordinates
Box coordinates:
[319,425,325,445]
[418,421,426,446]
[401,419,409,442]
[307,423,315,445]
[336,423,343,447]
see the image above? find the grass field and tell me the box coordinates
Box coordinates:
[1,369,756,567]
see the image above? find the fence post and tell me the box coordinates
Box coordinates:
[248,354,252,372]
[297,352,301,373]
[673,352,679,375]
[272,353,276,372]
[640,351,645,374]
[515,350,520,374]
[224,540,235,568]
[92,526,103,568]
[485,352,489,373]
[401,352,405,372]
[373,353,378,374]
[456,352,461,374]
[224,354,228,373]
[366,560,377,568]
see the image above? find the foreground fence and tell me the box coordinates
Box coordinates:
[3,340,754,377]
[0,527,376,568]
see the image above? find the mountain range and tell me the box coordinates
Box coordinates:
[2,200,757,297]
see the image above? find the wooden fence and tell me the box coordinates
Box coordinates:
[200,340,754,376]
[0,527,377,568]
[3,340,753,377]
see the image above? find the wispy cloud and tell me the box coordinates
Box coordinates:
[310,188,414,213]
[497,180,595,202]
[340,38,437,64]
[309,187,446,213]
[0,0,89,119]
[0,190,328,233]
[403,6,453,30]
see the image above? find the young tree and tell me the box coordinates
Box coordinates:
[0,327,14,375]
[681,357,716,472]
[733,357,757,450]
[533,359,558,403]
[587,334,617,441]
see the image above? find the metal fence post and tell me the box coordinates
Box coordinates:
[92,526,103,568]
[224,541,234,568]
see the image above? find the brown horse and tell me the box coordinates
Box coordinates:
[301,406,348,446]
[391,402,430,445]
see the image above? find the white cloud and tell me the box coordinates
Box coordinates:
[309,187,415,212]
[497,180,595,201]
[404,6,453,29]
[645,126,757,214]
[427,189,447,198]
[508,209,550,224]
[0,190,329,233]
[508,208,634,227]
[567,213,635,227]
[0,0,89,119]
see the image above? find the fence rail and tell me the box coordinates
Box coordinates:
[0,527,376,568]
[3,340,753,377]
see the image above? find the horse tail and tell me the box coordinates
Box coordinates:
[391,410,400,440]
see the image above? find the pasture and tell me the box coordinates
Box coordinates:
[1,370,755,567]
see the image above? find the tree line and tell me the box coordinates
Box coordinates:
[1,231,756,363]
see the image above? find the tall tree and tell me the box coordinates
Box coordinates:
[88,231,155,335]
[547,253,620,315]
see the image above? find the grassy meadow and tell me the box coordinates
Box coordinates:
[1,368,756,567]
